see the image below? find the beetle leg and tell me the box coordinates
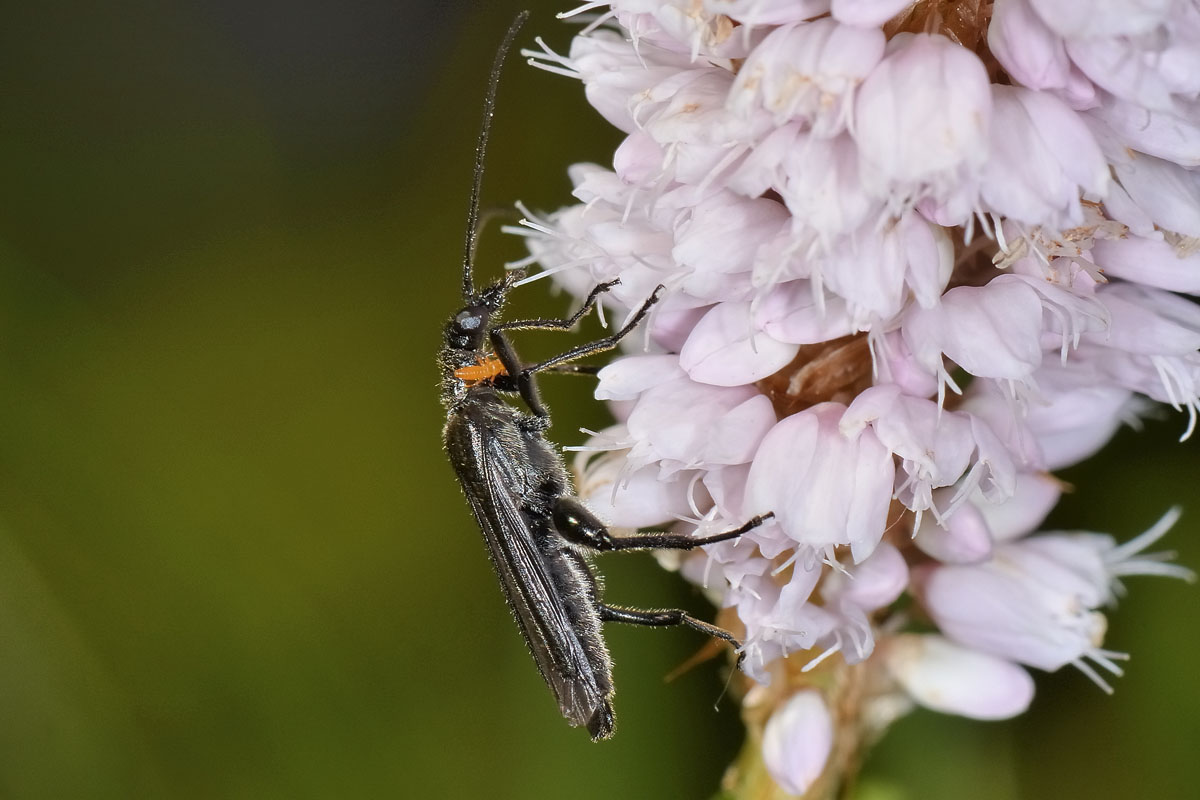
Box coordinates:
[598,604,744,662]
[521,285,664,377]
[552,496,772,553]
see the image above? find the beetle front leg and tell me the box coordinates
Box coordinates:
[488,327,549,418]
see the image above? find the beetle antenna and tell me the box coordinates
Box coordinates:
[462,10,530,300]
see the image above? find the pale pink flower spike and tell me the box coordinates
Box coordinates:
[520,1,1198,795]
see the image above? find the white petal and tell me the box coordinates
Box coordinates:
[855,34,992,213]
[779,133,880,240]
[903,276,1045,382]
[730,18,884,132]
[1113,151,1200,238]
[981,86,1108,228]
[648,302,713,352]
[747,404,895,561]
[1029,0,1174,38]
[595,355,686,401]
[1096,282,1200,356]
[1088,96,1200,167]
[1091,236,1200,295]
[915,497,994,564]
[975,472,1062,542]
[675,193,790,279]
[680,302,800,386]
[580,459,700,528]
[922,560,1103,671]
[987,0,1074,93]
[702,0,834,26]
[884,634,1035,720]
[625,376,775,472]
[754,281,857,344]
[831,0,913,27]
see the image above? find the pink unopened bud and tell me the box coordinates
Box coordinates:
[762,690,834,796]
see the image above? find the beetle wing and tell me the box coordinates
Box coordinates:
[452,414,611,731]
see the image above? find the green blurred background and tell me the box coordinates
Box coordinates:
[0,2,1196,798]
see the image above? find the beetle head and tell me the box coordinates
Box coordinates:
[445,271,522,351]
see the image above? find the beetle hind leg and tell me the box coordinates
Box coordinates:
[598,604,744,663]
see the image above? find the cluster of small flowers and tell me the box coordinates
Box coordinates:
[513,1,1198,792]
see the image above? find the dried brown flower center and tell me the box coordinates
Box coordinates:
[755,334,874,418]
